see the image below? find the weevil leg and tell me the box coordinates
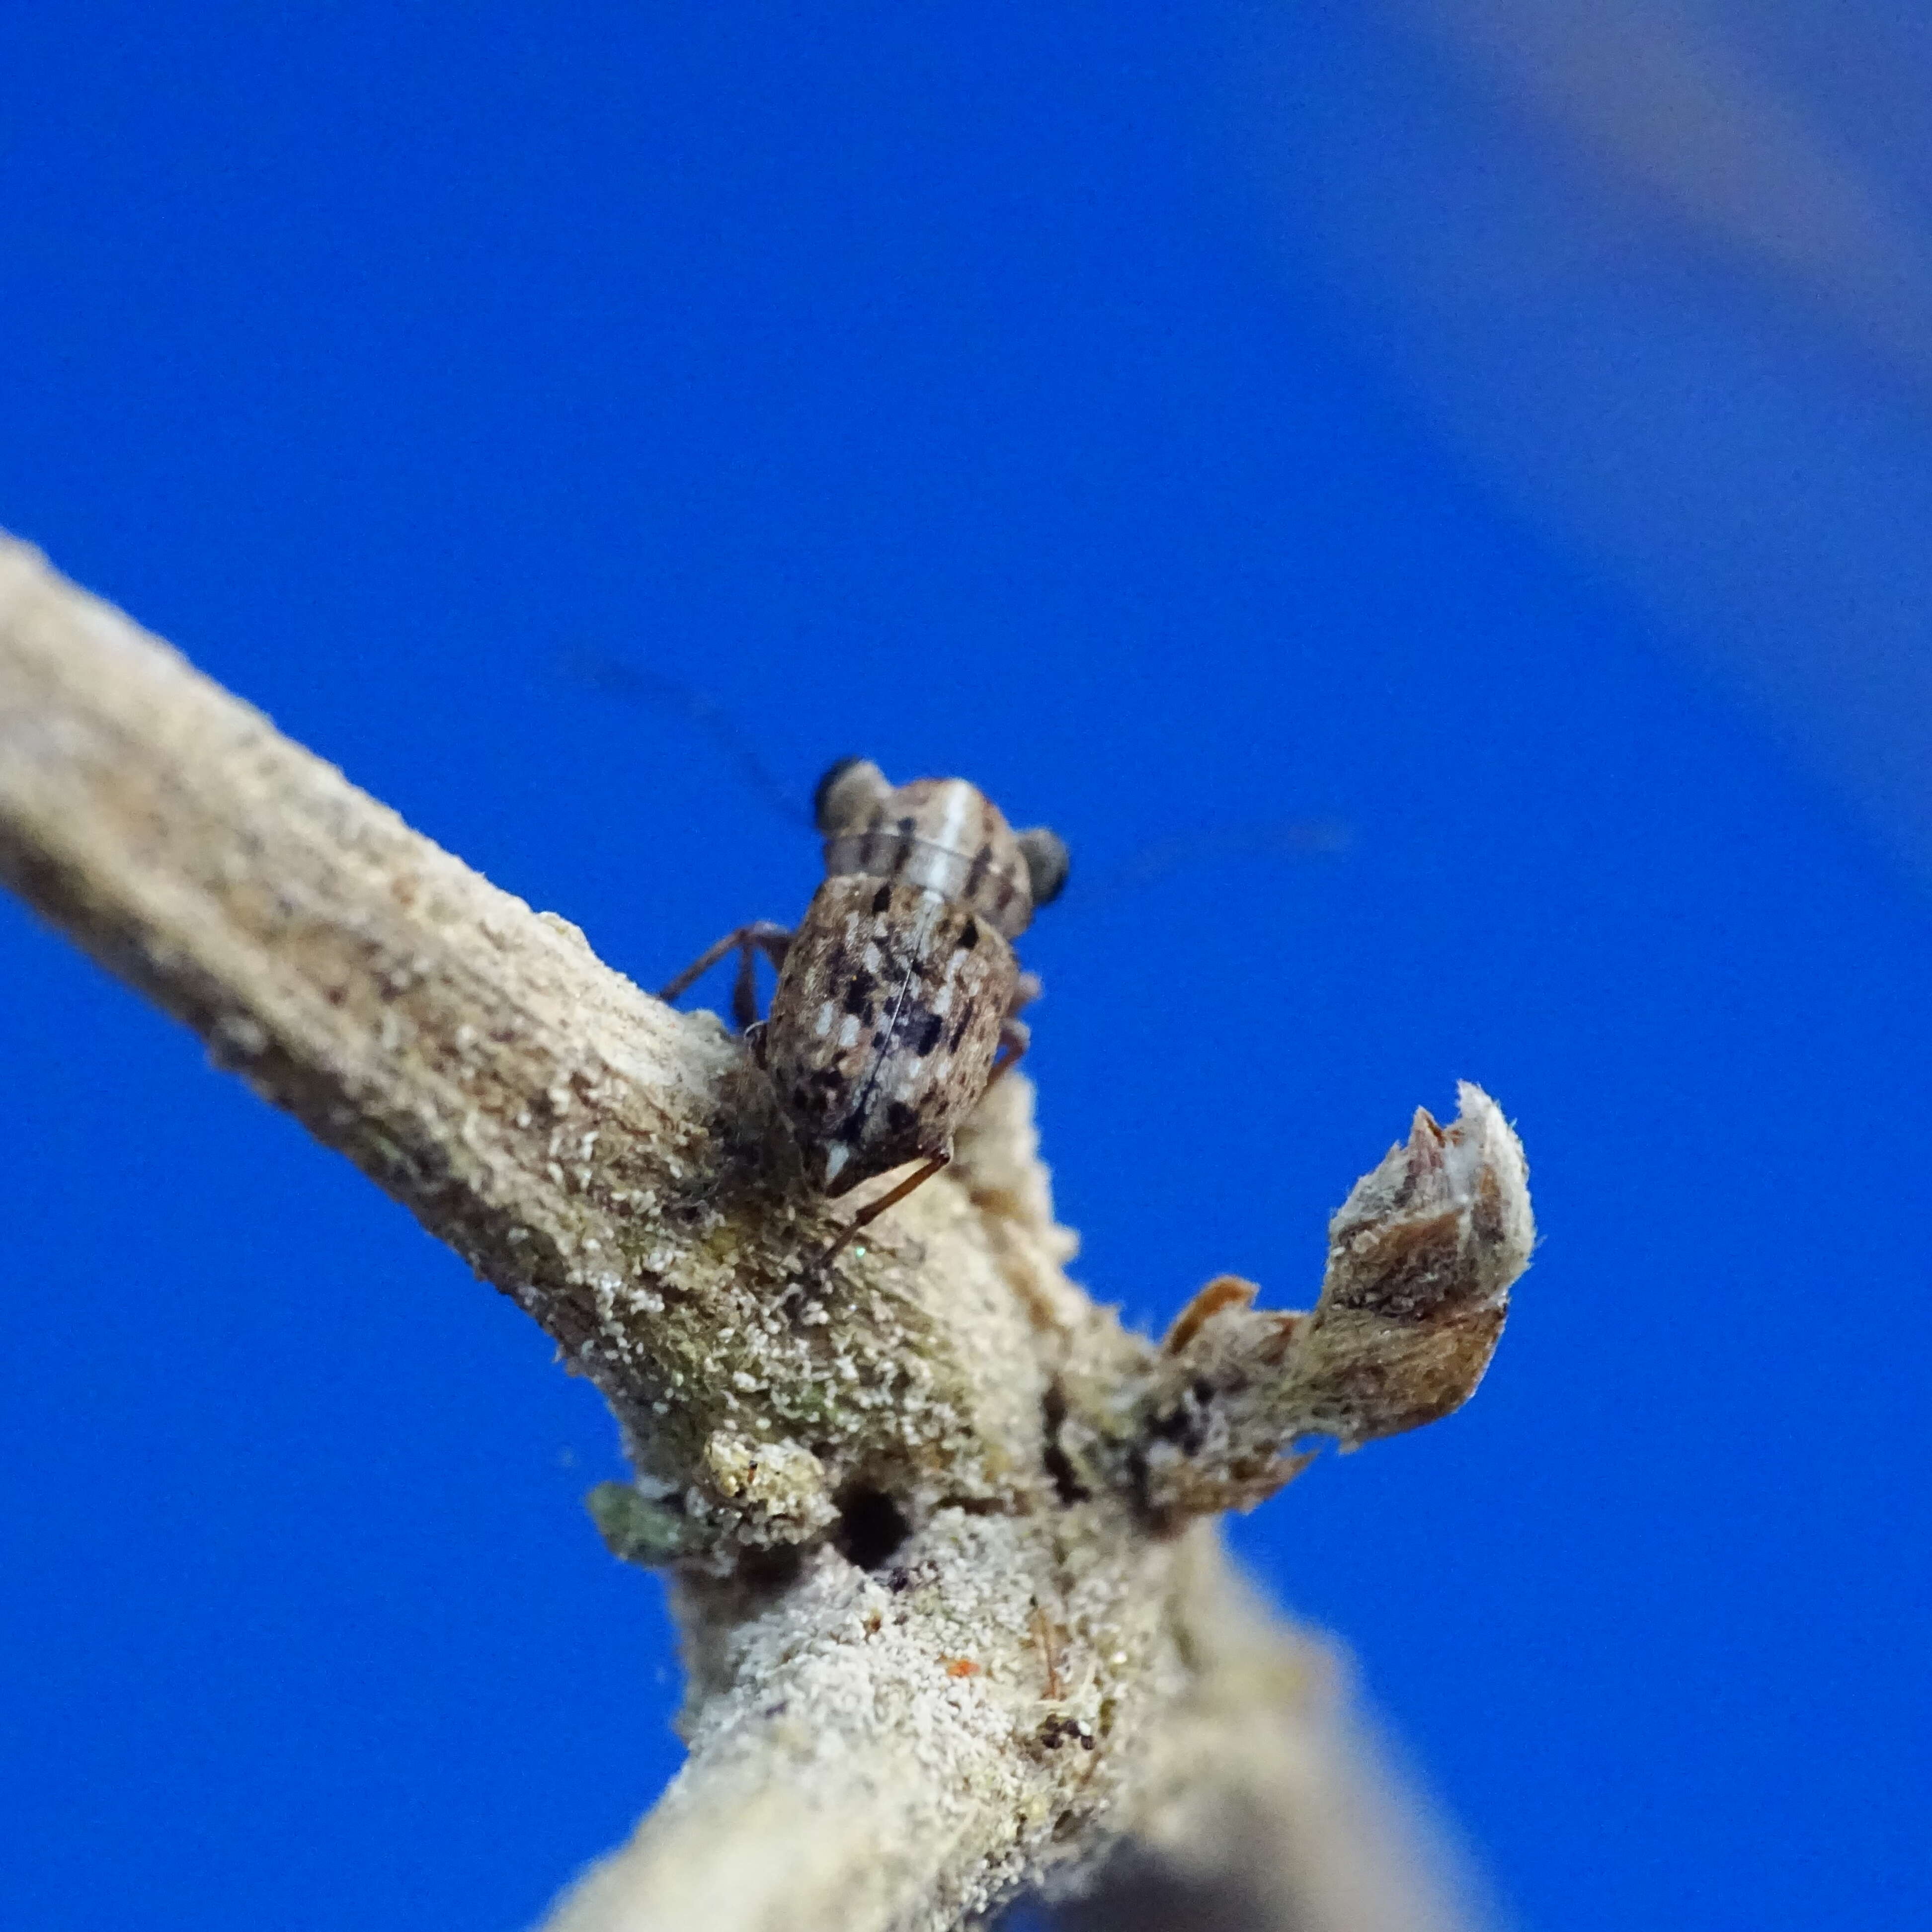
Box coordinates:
[728,936,767,1032]
[985,972,1039,1086]
[821,1150,952,1262]
[657,922,793,1030]
[988,1013,1031,1086]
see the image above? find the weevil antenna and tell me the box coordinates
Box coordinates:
[561,650,814,828]
[1073,816,1353,906]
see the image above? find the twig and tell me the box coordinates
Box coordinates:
[0,532,1534,1932]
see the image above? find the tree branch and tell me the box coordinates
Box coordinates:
[1059,1538,1491,1932]
[0,532,1534,1931]
[0,532,1055,1538]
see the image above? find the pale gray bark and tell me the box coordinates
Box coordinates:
[0,532,1532,1932]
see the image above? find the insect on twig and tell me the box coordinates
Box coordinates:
[659,758,1070,1258]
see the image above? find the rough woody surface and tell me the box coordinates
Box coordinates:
[0,531,1533,1931]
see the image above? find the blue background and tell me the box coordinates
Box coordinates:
[3,6,1929,1928]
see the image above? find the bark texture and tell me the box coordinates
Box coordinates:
[0,532,1533,1931]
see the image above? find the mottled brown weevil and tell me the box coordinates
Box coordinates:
[659,759,1070,1255]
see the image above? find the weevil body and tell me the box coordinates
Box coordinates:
[659,759,1069,1249]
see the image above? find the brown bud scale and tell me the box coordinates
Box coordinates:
[1139,1083,1534,1522]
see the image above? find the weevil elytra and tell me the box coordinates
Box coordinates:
[659,758,1069,1255]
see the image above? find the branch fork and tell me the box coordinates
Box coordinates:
[0,534,1534,1932]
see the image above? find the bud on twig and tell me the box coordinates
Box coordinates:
[1141,1084,1533,1520]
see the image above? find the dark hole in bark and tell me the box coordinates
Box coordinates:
[1041,1382,1091,1506]
[737,1543,806,1593]
[835,1486,911,1569]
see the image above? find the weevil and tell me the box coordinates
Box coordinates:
[659,758,1070,1255]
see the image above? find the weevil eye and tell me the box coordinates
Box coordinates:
[813,757,890,833]
[1016,827,1070,908]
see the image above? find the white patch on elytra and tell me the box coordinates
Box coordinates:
[838,1013,862,1049]
[813,1001,835,1038]
[933,781,973,856]
[863,944,883,972]
[823,1141,852,1186]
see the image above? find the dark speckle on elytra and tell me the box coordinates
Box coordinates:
[959,918,979,951]
[916,1012,945,1055]
[871,883,892,915]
